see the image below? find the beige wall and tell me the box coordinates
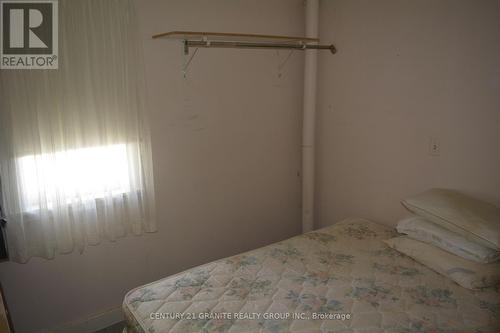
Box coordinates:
[0,1,304,332]
[316,0,500,228]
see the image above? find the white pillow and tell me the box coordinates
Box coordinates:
[397,216,500,263]
[384,236,500,290]
[401,188,500,250]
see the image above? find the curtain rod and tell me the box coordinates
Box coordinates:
[184,40,336,54]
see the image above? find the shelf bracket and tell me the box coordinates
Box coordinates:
[278,49,295,75]
[182,45,199,77]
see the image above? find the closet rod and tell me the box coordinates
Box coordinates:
[184,40,337,54]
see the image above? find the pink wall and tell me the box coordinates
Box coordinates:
[1,1,499,332]
[316,0,500,228]
[0,1,304,332]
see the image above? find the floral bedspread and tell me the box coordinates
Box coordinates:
[123,218,500,332]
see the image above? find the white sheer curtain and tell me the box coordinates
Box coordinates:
[0,0,156,263]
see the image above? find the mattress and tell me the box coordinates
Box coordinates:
[123,218,500,332]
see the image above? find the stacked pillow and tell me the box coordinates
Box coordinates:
[384,188,500,290]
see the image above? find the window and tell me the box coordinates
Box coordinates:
[0,0,156,263]
[18,144,131,212]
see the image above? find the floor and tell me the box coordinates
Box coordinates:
[0,291,12,333]
[94,321,125,333]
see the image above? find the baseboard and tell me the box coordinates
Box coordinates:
[50,306,123,333]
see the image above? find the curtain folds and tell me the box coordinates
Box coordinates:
[0,0,156,263]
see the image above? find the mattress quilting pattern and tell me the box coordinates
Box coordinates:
[123,218,500,332]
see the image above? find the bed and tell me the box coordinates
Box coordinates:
[123,218,500,332]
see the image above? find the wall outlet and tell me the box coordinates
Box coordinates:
[429,137,440,156]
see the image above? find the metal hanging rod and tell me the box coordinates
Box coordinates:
[183,40,337,54]
[153,31,337,75]
[152,31,337,56]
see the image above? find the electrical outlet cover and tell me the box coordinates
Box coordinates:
[429,137,440,156]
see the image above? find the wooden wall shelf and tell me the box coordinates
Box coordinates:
[153,30,336,54]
